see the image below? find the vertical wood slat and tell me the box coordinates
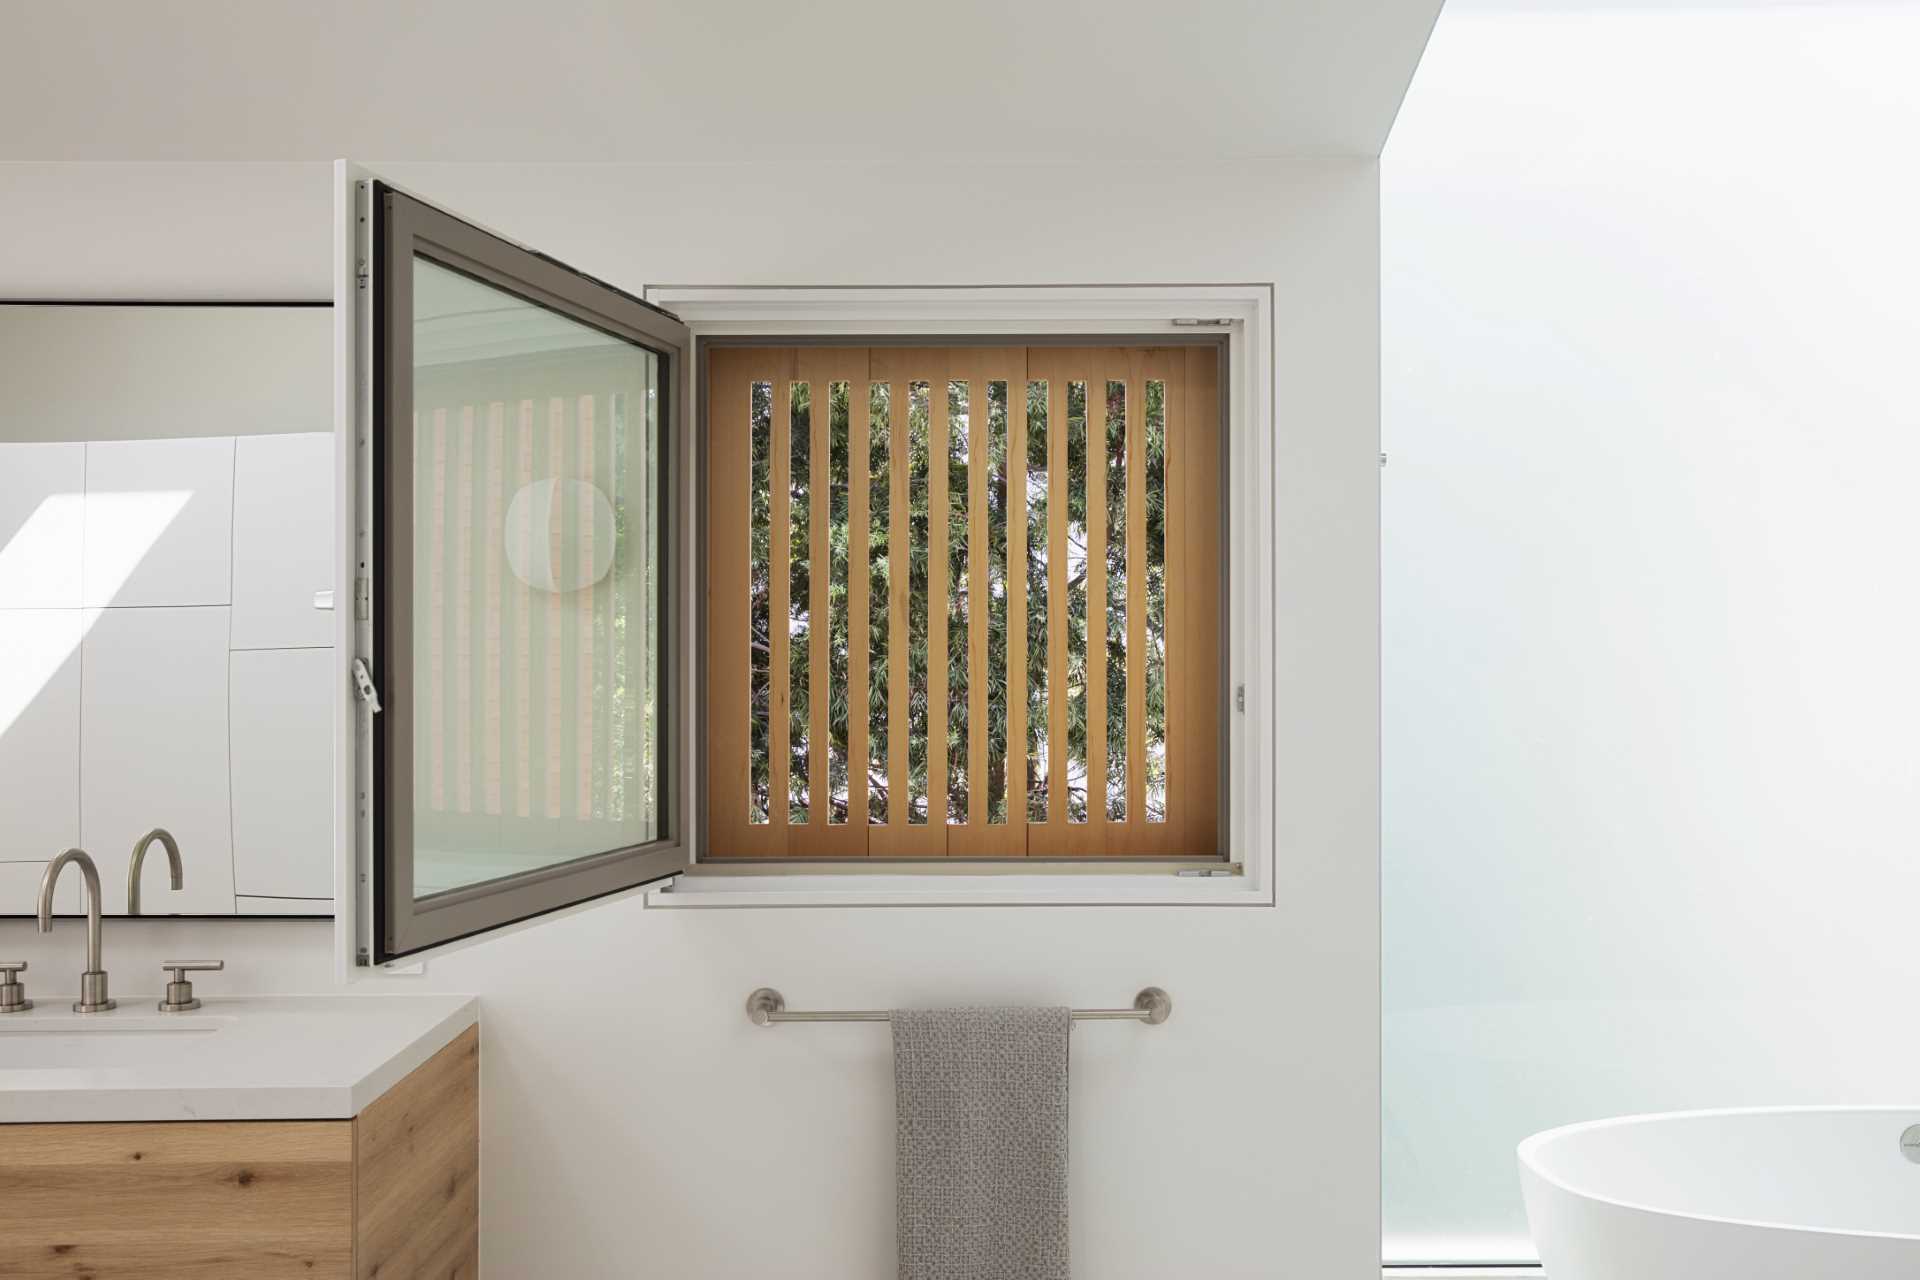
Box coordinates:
[867,352,945,855]
[1026,349,1083,855]
[967,359,988,830]
[807,355,831,828]
[769,363,792,835]
[1125,353,1148,825]
[847,370,871,835]
[949,351,1027,856]
[884,369,912,842]
[787,351,866,855]
[927,358,950,843]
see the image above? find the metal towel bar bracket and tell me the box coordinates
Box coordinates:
[745,987,1172,1027]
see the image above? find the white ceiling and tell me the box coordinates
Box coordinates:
[2,0,1441,162]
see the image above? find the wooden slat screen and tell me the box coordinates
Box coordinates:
[706,346,1220,857]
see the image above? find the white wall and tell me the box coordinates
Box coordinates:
[1383,0,1920,1263]
[0,158,1382,1278]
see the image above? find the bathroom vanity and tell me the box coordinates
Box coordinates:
[0,994,477,1278]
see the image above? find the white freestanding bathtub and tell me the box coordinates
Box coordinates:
[1519,1107,1920,1278]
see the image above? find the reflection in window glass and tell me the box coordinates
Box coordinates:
[409,255,659,898]
[906,381,932,823]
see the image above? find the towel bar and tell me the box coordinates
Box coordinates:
[745,987,1171,1027]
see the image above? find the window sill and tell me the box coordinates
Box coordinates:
[645,866,1269,908]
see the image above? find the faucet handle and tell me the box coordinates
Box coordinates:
[0,962,30,1014]
[158,960,222,1013]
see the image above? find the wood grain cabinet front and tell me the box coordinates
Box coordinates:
[0,1025,478,1280]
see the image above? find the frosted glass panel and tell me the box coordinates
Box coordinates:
[409,256,661,900]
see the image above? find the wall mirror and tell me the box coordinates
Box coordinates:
[0,302,333,918]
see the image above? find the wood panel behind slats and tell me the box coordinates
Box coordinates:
[1006,359,1030,836]
[847,367,871,835]
[1046,369,1069,831]
[948,349,1027,856]
[789,349,867,856]
[709,345,1220,859]
[868,350,947,854]
[1170,345,1222,856]
[706,347,790,855]
[1121,351,1136,832]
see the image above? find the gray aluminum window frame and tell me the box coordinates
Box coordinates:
[367,184,689,962]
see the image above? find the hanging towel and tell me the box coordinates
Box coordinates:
[892,1006,1072,1280]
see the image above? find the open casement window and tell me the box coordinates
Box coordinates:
[354,182,688,962]
[704,345,1223,859]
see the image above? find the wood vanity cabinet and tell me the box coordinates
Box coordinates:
[0,1026,478,1279]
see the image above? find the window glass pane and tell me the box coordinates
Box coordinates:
[788,381,812,824]
[867,383,891,824]
[986,380,1010,824]
[1025,380,1050,822]
[946,379,970,825]
[1064,380,1090,823]
[748,381,773,824]
[409,255,659,898]
[1144,379,1167,822]
[906,381,932,824]
[827,381,851,824]
[1103,379,1127,821]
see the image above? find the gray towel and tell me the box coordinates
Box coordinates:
[892,1006,1071,1280]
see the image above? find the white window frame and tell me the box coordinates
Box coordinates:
[645,284,1276,908]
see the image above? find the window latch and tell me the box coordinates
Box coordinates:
[351,658,383,714]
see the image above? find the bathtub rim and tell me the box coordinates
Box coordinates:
[1518,1104,1920,1245]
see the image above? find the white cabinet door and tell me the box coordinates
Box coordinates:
[231,432,334,650]
[0,608,81,871]
[0,442,83,609]
[230,646,333,899]
[80,605,234,914]
[83,437,235,608]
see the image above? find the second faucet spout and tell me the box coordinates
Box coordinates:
[127,827,184,917]
[37,848,114,1013]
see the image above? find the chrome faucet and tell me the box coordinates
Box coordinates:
[37,849,114,1013]
[126,827,183,916]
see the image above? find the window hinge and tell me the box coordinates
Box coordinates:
[351,658,383,714]
[1235,683,1246,713]
[1170,317,1230,327]
[1177,862,1244,878]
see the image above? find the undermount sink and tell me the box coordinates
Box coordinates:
[0,1014,230,1068]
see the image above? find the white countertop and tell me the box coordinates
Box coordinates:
[0,993,477,1123]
